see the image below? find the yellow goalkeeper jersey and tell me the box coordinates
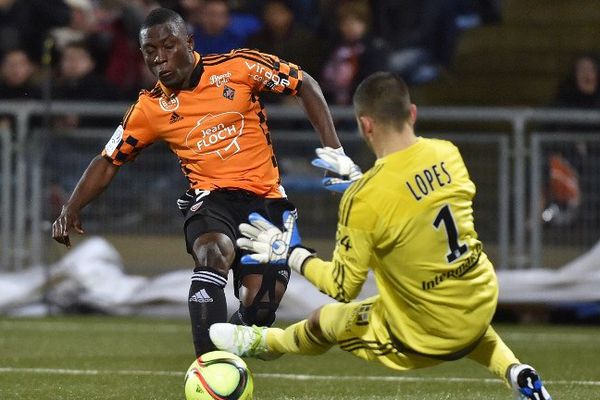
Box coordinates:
[303,137,498,357]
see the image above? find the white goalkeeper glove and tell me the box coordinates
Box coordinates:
[311,147,363,193]
[237,211,314,274]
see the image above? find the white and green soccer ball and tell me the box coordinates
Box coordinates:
[184,351,254,400]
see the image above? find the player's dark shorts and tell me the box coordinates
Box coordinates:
[178,188,295,295]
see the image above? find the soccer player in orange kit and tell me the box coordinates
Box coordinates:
[52,7,358,356]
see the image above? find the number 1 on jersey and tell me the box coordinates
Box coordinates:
[433,205,468,263]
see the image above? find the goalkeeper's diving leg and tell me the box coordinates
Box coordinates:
[467,326,553,400]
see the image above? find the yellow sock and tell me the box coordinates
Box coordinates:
[467,325,520,386]
[266,320,332,355]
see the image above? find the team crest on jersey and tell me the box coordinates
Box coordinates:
[222,85,235,100]
[159,95,179,112]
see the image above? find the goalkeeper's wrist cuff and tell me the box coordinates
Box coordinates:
[288,246,315,275]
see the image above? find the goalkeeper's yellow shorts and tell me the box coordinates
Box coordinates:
[318,295,482,371]
[318,296,519,382]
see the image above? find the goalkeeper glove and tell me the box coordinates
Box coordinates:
[311,147,363,193]
[237,211,314,274]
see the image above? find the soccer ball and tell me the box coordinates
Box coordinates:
[184,351,253,400]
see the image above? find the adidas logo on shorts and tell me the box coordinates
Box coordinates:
[189,289,213,303]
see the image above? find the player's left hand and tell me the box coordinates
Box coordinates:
[237,211,314,274]
[311,147,363,193]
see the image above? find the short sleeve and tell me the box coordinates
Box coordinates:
[237,49,303,95]
[101,102,157,165]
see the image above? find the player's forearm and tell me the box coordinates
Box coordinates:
[64,155,119,211]
[302,257,362,303]
[297,72,341,149]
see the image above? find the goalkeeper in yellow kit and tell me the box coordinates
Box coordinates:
[210,72,552,400]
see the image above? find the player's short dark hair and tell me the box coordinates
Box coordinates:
[353,72,411,128]
[140,7,187,38]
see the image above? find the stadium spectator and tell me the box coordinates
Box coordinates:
[246,0,323,89]
[50,0,98,51]
[553,54,600,110]
[234,0,319,30]
[0,48,41,135]
[54,40,123,101]
[371,0,459,84]
[315,0,353,39]
[0,49,41,99]
[51,8,354,358]
[542,54,600,226]
[189,0,261,54]
[93,0,161,97]
[179,0,204,24]
[547,53,600,163]
[0,0,72,63]
[210,72,553,400]
[320,0,387,105]
[52,40,124,133]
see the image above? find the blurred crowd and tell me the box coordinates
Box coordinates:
[3,0,600,231]
[0,0,504,106]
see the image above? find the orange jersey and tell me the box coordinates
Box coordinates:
[102,49,303,198]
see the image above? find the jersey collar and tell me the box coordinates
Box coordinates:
[158,52,203,97]
[376,137,424,165]
[188,52,204,88]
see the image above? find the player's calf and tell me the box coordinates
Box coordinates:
[189,266,229,356]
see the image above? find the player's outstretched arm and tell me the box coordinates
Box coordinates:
[297,72,362,192]
[52,155,120,248]
[296,71,341,149]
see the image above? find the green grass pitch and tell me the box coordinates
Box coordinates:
[1,316,599,399]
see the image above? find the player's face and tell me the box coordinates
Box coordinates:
[140,23,195,90]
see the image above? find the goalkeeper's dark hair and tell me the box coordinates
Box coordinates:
[353,72,411,129]
[140,8,187,38]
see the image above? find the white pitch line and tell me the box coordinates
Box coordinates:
[0,320,187,334]
[0,367,599,386]
[501,332,600,343]
[0,367,182,377]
